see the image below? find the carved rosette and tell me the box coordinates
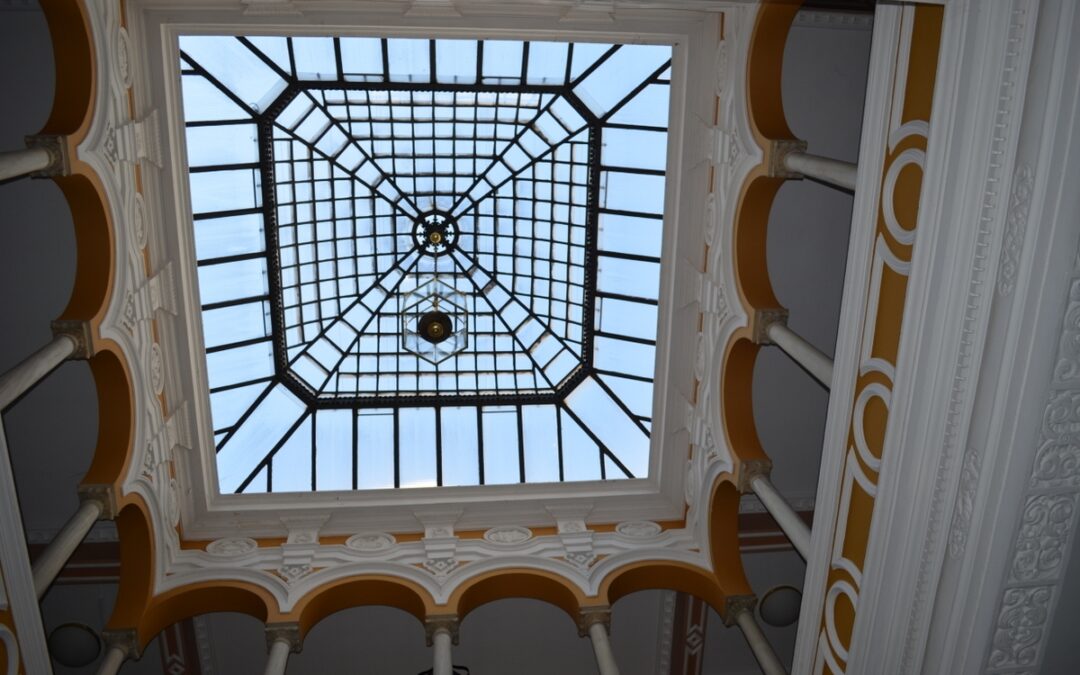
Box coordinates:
[345,532,396,552]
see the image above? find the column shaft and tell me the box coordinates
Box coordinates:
[32,498,104,598]
[0,147,52,182]
[264,637,292,675]
[751,475,810,559]
[735,610,788,675]
[432,628,453,675]
[95,646,127,675]
[766,323,833,388]
[588,622,620,675]
[0,334,77,410]
[783,151,858,191]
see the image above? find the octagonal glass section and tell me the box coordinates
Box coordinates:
[180,35,671,493]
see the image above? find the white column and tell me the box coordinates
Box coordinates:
[588,621,620,675]
[782,151,858,191]
[0,334,77,410]
[734,608,788,675]
[264,637,292,675]
[751,474,810,560]
[32,498,104,598]
[432,626,453,675]
[0,147,52,182]
[766,322,833,388]
[95,645,127,675]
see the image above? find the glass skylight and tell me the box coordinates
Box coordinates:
[179,35,671,494]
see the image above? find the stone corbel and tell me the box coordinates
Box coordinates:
[425,616,460,646]
[117,110,163,168]
[577,608,611,637]
[77,484,119,520]
[551,511,596,570]
[265,622,302,653]
[51,319,95,360]
[750,307,788,345]
[765,138,808,180]
[24,134,70,178]
[101,627,141,660]
[719,594,757,627]
[417,509,461,578]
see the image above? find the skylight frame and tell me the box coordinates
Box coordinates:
[144,7,714,537]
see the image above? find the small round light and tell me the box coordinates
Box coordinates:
[758,585,802,627]
[428,231,443,245]
[418,310,453,344]
[48,623,101,667]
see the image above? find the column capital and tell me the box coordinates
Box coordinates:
[424,615,459,646]
[736,458,772,494]
[720,595,758,627]
[265,622,302,653]
[77,483,118,519]
[766,138,808,180]
[577,607,611,637]
[24,134,70,178]
[750,308,788,345]
[101,627,141,660]
[51,320,95,359]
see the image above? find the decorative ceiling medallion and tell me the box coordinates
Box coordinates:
[615,520,662,538]
[206,537,259,557]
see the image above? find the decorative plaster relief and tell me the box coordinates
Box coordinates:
[984,251,1080,673]
[483,526,533,545]
[998,164,1035,297]
[615,521,662,538]
[345,533,396,552]
[206,537,259,558]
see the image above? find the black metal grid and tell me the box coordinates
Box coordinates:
[182,36,671,491]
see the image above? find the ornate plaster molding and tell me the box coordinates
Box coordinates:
[425,617,460,646]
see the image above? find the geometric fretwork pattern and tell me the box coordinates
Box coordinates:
[180,35,671,493]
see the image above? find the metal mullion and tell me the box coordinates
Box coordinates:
[453,122,590,222]
[209,374,274,395]
[516,404,526,483]
[381,39,390,81]
[594,367,651,384]
[600,60,672,123]
[352,410,359,489]
[599,165,665,177]
[448,91,569,215]
[237,37,292,81]
[591,372,651,437]
[179,53,257,116]
[556,406,565,481]
[334,38,344,81]
[393,408,400,488]
[196,250,265,267]
[308,252,422,394]
[189,161,260,173]
[272,117,414,225]
[605,122,667,133]
[435,406,443,486]
[286,38,297,77]
[568,44,621,86]
[446,253,560,391]
[185,119,252,128]
[476,406,485,485]
[202,294,269,312]
[311,409,318,490]
[235,409,313,493]
[287,250,419,370]
[597,249,661,264]
[205,335,271,355]
[557,402,627,478]
[595,290,659,306]
[306,138,324,341]
[598,207,663,220]
[215,378,278,452]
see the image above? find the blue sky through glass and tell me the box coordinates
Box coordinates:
[180,35,672,494]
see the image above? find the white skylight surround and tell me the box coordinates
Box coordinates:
[179,35,672,495]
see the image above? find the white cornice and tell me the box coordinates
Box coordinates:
[793,9,873,32]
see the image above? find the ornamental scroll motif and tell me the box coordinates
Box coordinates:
[814,7,944,672]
